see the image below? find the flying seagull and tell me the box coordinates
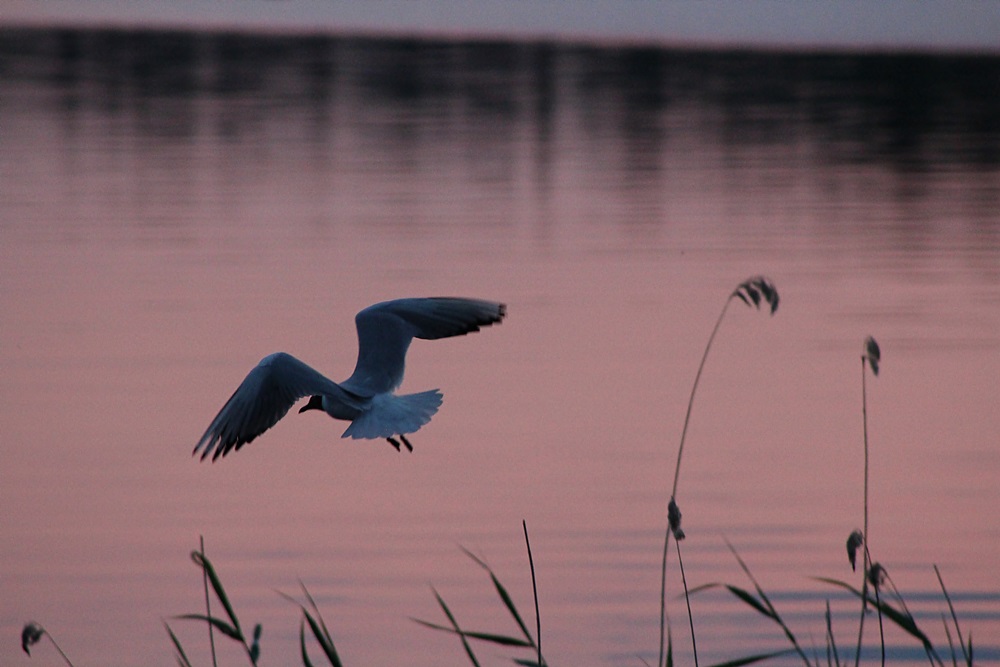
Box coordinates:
[193,297,506,461]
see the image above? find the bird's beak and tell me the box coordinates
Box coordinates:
[299,395,323,413]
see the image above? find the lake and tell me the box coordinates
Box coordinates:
[2,27,998,666]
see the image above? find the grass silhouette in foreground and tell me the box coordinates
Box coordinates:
[161,537,346,667]
[19,278,980,667]
[414,521,546,667]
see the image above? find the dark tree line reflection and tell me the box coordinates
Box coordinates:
[1,26,998,240]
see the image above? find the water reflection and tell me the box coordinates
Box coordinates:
[2,27,999,667]
[8,30,998,222]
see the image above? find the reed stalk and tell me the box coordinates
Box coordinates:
[854,337,881,667]
[658,276,779,667]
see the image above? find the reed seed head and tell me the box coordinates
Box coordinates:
[864,336,881,376]
[733,276,780,315]
[668,497,685,540]
[846,530,864,571]
[21,622,44,655]
[867,562,886,589]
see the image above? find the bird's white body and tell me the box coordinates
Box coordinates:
[194,297,505,460]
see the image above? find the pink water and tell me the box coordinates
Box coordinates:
[2,31,998,666]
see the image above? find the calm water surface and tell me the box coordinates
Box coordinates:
[2,29,999,666]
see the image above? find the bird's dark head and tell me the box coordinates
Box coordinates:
[298,395,324,413]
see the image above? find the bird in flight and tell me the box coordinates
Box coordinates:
[193,297,506,461]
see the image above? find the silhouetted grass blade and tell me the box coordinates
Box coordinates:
[693,581,776,621]
[522,519,543,667]
[278,584,343,667]
[164,623,194,667]
[175,613,243,641]
[935,564,971,667]
[826,601,842,667]
[303,610,342,667]
[722,542,811,667]
[432,587,482,667]
[816,578,935,652]
[706,649,796,667]
[299,619,317,667]
[191,550,243,639]
[490,571,533,641]
[459,546,535,644]
[299,581,330,636]
[412,619,533,647]
[725,585,776,620]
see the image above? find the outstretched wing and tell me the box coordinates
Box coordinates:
[341,297,506,396]
[194,352,343,461]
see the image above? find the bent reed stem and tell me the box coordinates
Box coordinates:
[659,277,778,667]
[659,298,730,667]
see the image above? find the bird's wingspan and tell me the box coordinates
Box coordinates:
[342,297,506,396]
[193,352,344,461]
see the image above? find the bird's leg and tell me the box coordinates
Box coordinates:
[400,434,413,452]
[387,437,401,451]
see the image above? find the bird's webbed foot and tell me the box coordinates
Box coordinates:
[386,435,413,452]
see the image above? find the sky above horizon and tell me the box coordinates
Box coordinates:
[3,0,999,52]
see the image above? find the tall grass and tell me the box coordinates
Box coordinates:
[659,276,779,667]
[164,538,343,667]
[853,336,883,667]
[414,522,547,667]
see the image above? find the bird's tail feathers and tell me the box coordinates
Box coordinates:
[342,389,443,439]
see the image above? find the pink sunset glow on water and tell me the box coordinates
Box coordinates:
[2,30,999,666]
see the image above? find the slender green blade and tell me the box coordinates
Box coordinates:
[707,648,797,667]
[666,624,673,667]
[175,613,242,641]
[725,585,775,620]
[433,588,481,667]
[687,582,723,596]
[304,608,343,667]
[412,618,532,647]
[490,573,533,642]
[299,618,316,667]
[301,581,336,648]
[817,577,934,650]
[191,551,243,638]
[164,622,194,667]
[460,546,490,572]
